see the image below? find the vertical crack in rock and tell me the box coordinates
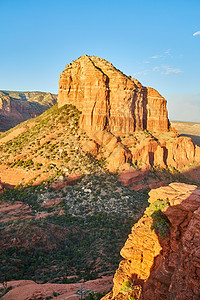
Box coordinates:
[104,76,111,131]
[91,100,96,127]
[130,92,137,131]
[87,55,111,131]
[142,87,148,130]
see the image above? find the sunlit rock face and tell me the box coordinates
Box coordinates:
[103,183,200,300]
[58,55,169,136]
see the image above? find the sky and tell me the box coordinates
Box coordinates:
[0,0,200,122]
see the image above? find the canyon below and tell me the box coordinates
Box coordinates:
[0,55,199,300]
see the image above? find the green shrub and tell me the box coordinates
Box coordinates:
[85,291,108,300]
[146,199,170,238]
[0,282,12,297]
[120,280,142,299]
[151,210,170,238]
[120,280,134,295]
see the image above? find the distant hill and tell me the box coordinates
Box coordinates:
[171,121,200,146]
[0,90,57,132]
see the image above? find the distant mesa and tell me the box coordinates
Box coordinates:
[0,91,57,132]
[58,55,169,136]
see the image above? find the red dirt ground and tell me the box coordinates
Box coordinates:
[1,276,113,300]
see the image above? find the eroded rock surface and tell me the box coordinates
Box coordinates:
[58,55,169,135]
[103,183,200,300]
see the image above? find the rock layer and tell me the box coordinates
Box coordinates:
[58,55,169,135]
[130,135,200,169]
[103,183,200,299]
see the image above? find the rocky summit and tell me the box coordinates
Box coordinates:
[58,55,169,136]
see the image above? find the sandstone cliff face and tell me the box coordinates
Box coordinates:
[0,91,57,132]
[58,55,169,135]
[57,55,200,172]
[129,135,200,169]
[104,183,200,300]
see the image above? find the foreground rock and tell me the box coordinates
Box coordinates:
[1,276,113,300]
[103,183,200,299]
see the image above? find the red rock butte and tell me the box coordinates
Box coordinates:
[58,55,169,135]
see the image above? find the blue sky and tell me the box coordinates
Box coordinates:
[0,0,200,122]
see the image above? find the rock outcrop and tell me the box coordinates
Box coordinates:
[103,183,200,300]
[129,135,200,169]
[58,55,169,136]
[57,55,200,172]
[0,91,57,131]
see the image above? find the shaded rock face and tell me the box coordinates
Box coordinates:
[104,183,200,300]
[58,55,169,136]
[0,91,57,132]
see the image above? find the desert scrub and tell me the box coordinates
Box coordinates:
[0,183,48,211]
[146,199,170,238]
[146,198,169,216]
[0,211,139,283]
[58,172,148,218]
[0,102,105,175]
[0,282,12,298]
[84,291,108,300]
[10,159,34,169]
[120,280,142,299]
[151,212,170,238]
[0,103,82,158]
[120,280,135,295]
[0,173,148,284]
